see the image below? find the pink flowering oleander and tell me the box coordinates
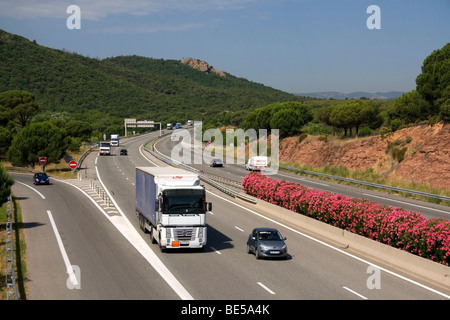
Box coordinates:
[242,172,450,266]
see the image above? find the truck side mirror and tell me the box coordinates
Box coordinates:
[155,201,159,211]
[207,202,212,212]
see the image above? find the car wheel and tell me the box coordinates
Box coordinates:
[246,244,251,254]
[255,249,260,260]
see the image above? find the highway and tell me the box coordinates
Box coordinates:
[154,131,450,220]
[10,130,450,301]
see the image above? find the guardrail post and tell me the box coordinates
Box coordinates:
[5,195,18,300]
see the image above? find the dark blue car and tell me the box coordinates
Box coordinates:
[33,172,50,185]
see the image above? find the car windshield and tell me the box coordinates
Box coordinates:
[35,173,47,178]
[212,159,222,163]
[162,189,205,214]
[258,230,283,241]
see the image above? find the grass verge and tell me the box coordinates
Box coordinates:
[0,196,28,300]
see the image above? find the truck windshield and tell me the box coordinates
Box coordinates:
[162,189,205,214]
[101,143,110,147]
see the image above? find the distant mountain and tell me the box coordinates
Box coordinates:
[295,91,404,100]
[0,29,301,121]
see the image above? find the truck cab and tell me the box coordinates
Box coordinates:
[136,167,211,251]
[99,142,111,155]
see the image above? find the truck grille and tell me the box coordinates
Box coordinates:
[174,228,195,241]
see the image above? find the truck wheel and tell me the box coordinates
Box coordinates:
[150,226,157,244]
[158,235,165,252]
[139,215,148,233]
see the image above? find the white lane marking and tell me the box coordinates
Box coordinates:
[206,191,450,299]
[276,172,330,186]
[342,286,368,300]
[55,176,194,300]
[16,181,46,199]
[210,247,222,255]
[47,210,79,287]
[234,226,244,232]
[363,193,450,215]
[95,166,194,300]
[257,282,275,295]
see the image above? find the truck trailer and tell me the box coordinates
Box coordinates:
[136,166,211,251]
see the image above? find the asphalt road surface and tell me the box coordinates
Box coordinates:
[9,131,450,301]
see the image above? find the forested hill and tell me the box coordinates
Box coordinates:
[0,29,300,121]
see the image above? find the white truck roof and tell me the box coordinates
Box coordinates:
[136,166,200,186]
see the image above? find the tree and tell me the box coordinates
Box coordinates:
[329,104,356,136]
[387,90,431,124]
[0,163,14,204]
[243,101,312,137]
[416,42,450,115]
[7,122,71,167]
[0,90,41,128]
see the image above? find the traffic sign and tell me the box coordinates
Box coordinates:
[69,160,77,169]
[39,156,47,165]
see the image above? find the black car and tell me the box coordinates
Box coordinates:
[33,172,50,185]
[209,158,223,167]
[120,149,128,155]
[247,227,288,259]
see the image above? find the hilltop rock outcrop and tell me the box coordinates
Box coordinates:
[181,57,226,77]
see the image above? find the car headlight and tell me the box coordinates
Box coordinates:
[281,244,286,250]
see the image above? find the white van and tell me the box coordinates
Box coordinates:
[245,156,268,171]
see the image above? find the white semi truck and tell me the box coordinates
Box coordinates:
[110,134,119,146]
[136,167,211,251]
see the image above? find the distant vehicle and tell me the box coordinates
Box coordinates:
[120,149,128,155]
[33,172,50,185]
[245,156,268,171]
[209,158,223,167]
[247,227,288,259]
[110,134,119,147]
[99,142,111,155]
[187,120,193,126]
[175,123,181,129]
[167,123,173,130]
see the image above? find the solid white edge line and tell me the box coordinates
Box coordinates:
[206,190,450,299]
[342,286,368,300]
[54,173,194,300]
[363,193,450,215]
[15,180,46,199]
[152,134,450,299]
[46,210,79,287]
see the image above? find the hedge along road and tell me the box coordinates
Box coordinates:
[91,132,449,299]
[153,132,450,220]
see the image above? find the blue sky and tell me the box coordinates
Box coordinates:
[0,0,449,94]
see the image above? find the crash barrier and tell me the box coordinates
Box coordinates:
[74,144,98,173]
[280,165,450,202]
[4,195,18,300]
[143,143,257,204]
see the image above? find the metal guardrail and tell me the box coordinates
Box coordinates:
[5,195,18,300]
[143,143,257,204]
[74,144,98,172]
[279,165,450,202]
[145,135,449,203]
